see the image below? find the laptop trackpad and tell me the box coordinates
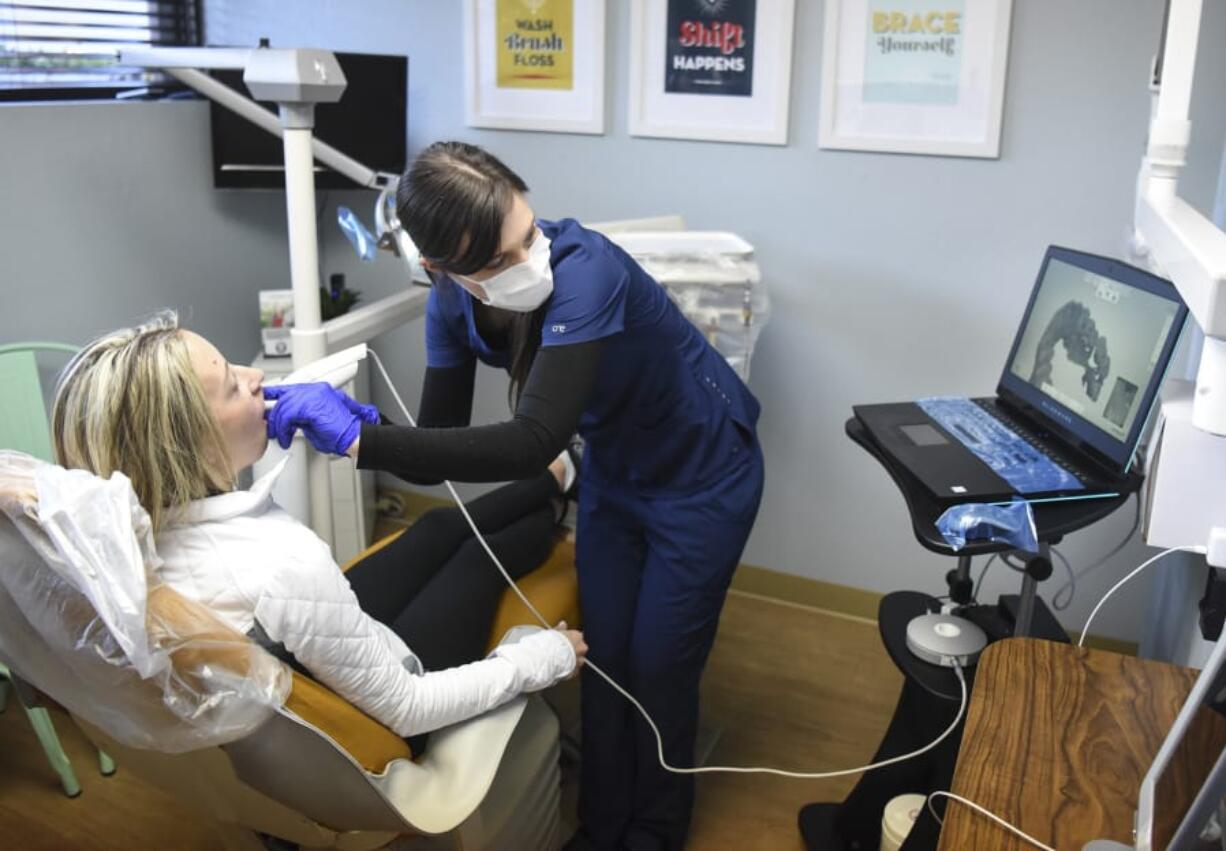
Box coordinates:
[900,423,949,447]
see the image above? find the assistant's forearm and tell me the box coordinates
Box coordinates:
[355,340,603,483]
[356,416,567,482]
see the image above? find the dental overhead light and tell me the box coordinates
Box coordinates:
[375,185,420,268]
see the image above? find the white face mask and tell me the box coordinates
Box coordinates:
[460,231,554,313]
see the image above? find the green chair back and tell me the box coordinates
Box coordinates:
[0,343,78,462]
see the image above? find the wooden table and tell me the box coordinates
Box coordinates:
[938,638,1200,850]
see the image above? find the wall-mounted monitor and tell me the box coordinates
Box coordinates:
[209,51,407,190]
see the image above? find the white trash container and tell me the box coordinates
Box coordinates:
[880,793,926,851]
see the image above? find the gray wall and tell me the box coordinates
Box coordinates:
[3,0,1224,642]
[0,101,290,363]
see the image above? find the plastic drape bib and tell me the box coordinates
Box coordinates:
[0,451,289,752]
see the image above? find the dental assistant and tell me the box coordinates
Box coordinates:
[265,141,764,851]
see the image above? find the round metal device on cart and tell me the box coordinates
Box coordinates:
[905,613,988,668]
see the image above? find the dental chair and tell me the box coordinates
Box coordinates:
[0,452,581,851]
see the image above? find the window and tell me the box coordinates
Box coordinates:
[0,1,202,100]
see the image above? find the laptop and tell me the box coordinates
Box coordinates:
[1083,631,1226,851]
[855,245,1188,505]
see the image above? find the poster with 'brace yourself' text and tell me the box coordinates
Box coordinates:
[665,0,756,97]
[818,0,1011,157]
[497,0,574,89]
[862,0,964,104]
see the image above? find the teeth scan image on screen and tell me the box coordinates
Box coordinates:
[1008,258,1180,441]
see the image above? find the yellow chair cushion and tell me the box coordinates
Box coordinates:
[484,537,581,654]
[284,671,414,772]
[339,528,405,571]
[295,530,580,772]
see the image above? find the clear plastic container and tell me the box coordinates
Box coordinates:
[608,231,770,382]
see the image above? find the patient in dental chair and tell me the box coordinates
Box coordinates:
[49,311,586,746]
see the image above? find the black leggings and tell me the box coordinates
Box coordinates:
[345,471,561,672]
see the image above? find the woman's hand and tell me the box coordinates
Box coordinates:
[263,383,380,455]
[556,620,588,678]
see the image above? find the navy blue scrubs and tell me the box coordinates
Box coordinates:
[427,219,764,849]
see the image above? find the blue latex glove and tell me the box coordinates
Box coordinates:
[263,383,381,455]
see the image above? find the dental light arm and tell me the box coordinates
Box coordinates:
[1133,0,1226,435]
[120,47,394,191]
[119,46,421,279]
[147,55,415,265]
[1134,0,1226,569]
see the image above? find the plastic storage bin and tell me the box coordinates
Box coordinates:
[607,231,770,382]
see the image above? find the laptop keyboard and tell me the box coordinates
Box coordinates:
[971,399,1093,480]
[916,397,1086,495]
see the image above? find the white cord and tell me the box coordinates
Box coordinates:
[368,349,969,779]
[1051,492,1142,611]
[1078,545,1206,647]
[1050,547,1075,612]
[926,791,1056,851]
[973,552,1029,602]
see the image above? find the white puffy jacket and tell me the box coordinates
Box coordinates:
[154,458,576,738]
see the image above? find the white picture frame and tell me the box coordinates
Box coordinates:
[628,0,796,146]
[464,0,606,135]
[818,0,1013,158]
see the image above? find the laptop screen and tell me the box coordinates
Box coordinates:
[998,246,1187,471]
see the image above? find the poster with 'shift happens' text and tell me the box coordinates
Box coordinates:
[665,0,756,97]
[629,0,794,145]
[496,0,574,89]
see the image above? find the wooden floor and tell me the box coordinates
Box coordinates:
[691,595,902,849]
[0,592,902,850]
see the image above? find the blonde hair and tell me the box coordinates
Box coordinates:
[51,311,234,533]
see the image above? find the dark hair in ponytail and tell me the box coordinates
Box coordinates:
[397,141,542,405]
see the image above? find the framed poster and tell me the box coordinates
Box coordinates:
[628,0,796,146]
[464,0,606,134]
[818,0,1013,157]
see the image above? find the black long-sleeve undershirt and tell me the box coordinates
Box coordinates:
[357,340,602,484]
[418,361,477,429]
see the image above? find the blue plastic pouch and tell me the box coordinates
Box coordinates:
[338,205,377,262]
[936,501,1039,553]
